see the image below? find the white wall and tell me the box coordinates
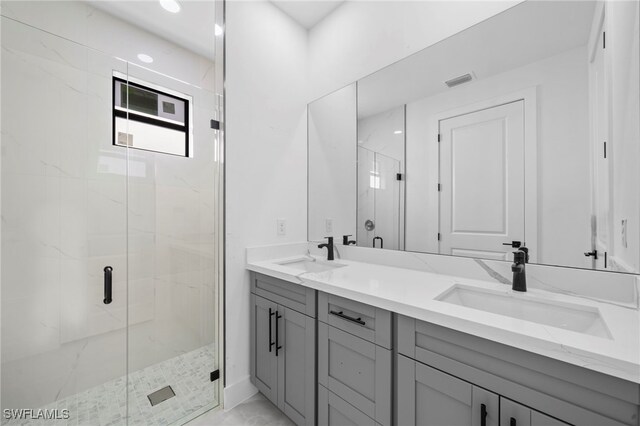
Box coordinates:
[609,0,640,272]
[224,0,308,407]
[308,84,357,242]
[405,46,591,269]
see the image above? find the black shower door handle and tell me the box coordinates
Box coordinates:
[103,266,113,304]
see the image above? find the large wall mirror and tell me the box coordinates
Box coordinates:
[308,0,640,274]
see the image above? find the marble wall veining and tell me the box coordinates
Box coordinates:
[1,0,219,415]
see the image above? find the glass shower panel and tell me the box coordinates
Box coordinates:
[374,153,401,250]
[357,147,376,247]
[122,2,220,422]
[1,15,129,425]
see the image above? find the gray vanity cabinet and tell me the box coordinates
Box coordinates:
[397,315,637,426]
[250,273,316,426]
[397,354,499,426]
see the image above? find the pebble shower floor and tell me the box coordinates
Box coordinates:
[3,344,217,426]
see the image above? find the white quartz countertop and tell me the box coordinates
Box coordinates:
[247,253,640,384]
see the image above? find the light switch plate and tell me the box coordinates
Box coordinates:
[325,218,333,233]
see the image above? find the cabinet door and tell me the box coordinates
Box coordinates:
[250,294,278,405]
[277,306,316,426]
[318,385,382,426]
[501,398,571,426]
[397,355,498,426]
[501,398,531,426]
[318,322,392,425]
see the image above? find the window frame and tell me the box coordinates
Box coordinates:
[112,76,191,157]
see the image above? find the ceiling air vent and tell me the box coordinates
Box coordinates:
[444,73,474,88]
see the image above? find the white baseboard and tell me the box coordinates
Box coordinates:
[223,375,258,411]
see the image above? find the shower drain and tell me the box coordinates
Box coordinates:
[147,385,176,407]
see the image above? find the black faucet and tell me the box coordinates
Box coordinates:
[512,247,529,292]
[343,235,356,246]
[318,237,334,261]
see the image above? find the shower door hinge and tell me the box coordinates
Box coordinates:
[396,173,403,181]
[603,31,606,49]
[210,119,220,130]
[437,233,441,241]
[437,183,441,191]
[210,370,220,382]
[604,141,607,158]
[437,134,441,142]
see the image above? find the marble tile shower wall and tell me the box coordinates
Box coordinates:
[1,1,218,413]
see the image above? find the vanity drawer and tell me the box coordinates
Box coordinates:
[318,384,382,426]
[251,272,316,317]
[318,292,392,349]
[318,322,392,426]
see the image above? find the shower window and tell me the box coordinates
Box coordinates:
[113,75,192,156]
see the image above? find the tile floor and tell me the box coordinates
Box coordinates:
[186,393,294,426]
[4,344,218,426]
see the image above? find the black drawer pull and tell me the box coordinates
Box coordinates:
[510,417,516,426]
[268,308,275,352]
[330,310,366,326]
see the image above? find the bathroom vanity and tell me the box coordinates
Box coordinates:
[248,244,640,426]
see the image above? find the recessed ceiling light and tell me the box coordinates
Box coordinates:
[159,0,181,13]
[137,53,154,64]
[394,130,403,134]
[215,24,223,36]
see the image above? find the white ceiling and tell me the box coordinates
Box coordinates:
[89,0,216,60]
[357,1,596,118]
[271,0,345,29]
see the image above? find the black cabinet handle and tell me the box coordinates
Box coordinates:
[373,236,383,249]
[510,417,516,426]
[480,404,487,426]
[275,311,282,357]
[268,308,275,352]
[103,266,113,304]
[330,310,366,326]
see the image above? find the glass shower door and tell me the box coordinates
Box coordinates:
[357,148,401,249]
[1,15,129,425]
[1,1,222,424]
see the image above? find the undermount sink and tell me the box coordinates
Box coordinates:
[277,257,346,273]
[436,285,611,339]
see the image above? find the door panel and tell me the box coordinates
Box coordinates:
[501,398,532,426]
[251,295,278,405]
[440,101,525,260]
[397,355,499,426]
[278,306,316,425]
